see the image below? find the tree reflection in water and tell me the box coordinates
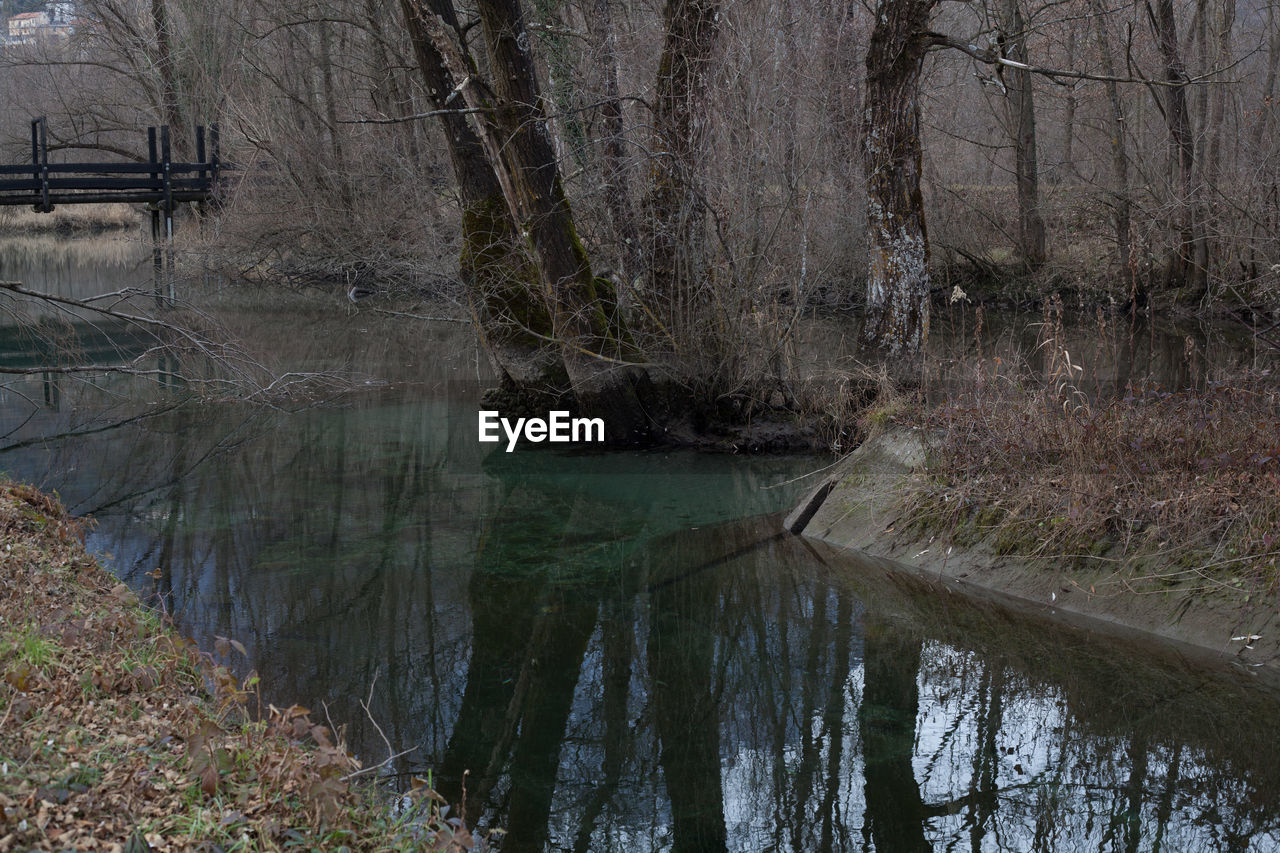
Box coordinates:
[860,623,929,852]
[12,386,1280,853]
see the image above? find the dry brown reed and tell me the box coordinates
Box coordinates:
[901,300,1280,594]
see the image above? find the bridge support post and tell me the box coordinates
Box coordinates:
[161,126,175,307]
[30,118,52,213]
[148,128,166,309]
[146,126,177,308]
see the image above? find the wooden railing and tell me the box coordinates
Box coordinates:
[0,118,221,211]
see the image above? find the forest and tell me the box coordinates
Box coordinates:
[1,0,1276,443]
[4,2,1280,849]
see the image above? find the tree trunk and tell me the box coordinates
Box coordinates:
[1000,0,1047,267]
[1151,0,1203,290]
[862,0,937,356]
[315,13,351,207]
[1201,0,1236,278]
[643,0,721,342]
[363,0,421,161]
[400,0,564,390]
[591,0,641,284]
[413,0,649,439]
[1092,0,1135,289]
[149,0,189,159]
[471,0,648,438]
[1061,28,1077,184]
[1251,3,1278,150]
[470,0,602,342]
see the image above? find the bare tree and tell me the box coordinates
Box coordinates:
[998,0,1047,267]
[413,0,650,439]
[861,0,938,356]
[399,0,562,391]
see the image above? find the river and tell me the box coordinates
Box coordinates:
[2,235,1278,851]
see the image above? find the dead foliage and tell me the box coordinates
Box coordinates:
[0,204,139,236]
[903,362,1280,594]
[0,481,482,852]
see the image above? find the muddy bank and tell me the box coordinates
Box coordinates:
[786,428,1280,675]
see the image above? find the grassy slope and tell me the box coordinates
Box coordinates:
[891,366,1280,603]
[0,482,477,852]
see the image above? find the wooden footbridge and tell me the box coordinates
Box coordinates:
[0,118,225,306]
[0,118,221,213]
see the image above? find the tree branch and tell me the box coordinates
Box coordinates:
[930,33,1226,86]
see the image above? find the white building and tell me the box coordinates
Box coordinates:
[6,6,75,43]
[48,2,73,24]
[8,11,51,39]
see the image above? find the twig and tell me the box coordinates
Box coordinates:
[343,668,417,783]
[367,306,469,323]
[762,453,850,489]
[338,106,489,124]
[340,747,419,782]
[931,35,1234,86]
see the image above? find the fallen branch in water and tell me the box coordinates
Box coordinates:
[0,280,355,402]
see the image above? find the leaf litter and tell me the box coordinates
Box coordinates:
[0,481,482,852]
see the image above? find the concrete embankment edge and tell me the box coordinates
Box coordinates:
[787,429,1280,677]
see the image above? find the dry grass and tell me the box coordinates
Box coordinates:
[899,303,1280,596]
[0,204,140,235]
[0,482,481,852]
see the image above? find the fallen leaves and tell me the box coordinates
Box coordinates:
[1,482,483,851]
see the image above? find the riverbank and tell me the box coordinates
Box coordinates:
[0,481,472,852]
[789,405,1280,674]
[0,204,140,236]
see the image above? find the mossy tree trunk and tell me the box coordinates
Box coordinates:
[471,0,649,439]
[400,0,564,390]
[862,0,937,357]
[470,0,607,351]
[643,0,720,343]
[412,0,650,441]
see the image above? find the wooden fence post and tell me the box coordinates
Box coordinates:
[36,117,50,213]
[148,128,165,308]
[160,126,175,306]
[29,119,39,210]
[210,123,220,183]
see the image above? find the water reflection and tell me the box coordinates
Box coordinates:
[10,384,1279,851]
[4,239,1280,851]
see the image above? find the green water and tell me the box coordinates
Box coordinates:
[3,239,1280,851]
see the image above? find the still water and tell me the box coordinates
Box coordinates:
[2,237,1279,852]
